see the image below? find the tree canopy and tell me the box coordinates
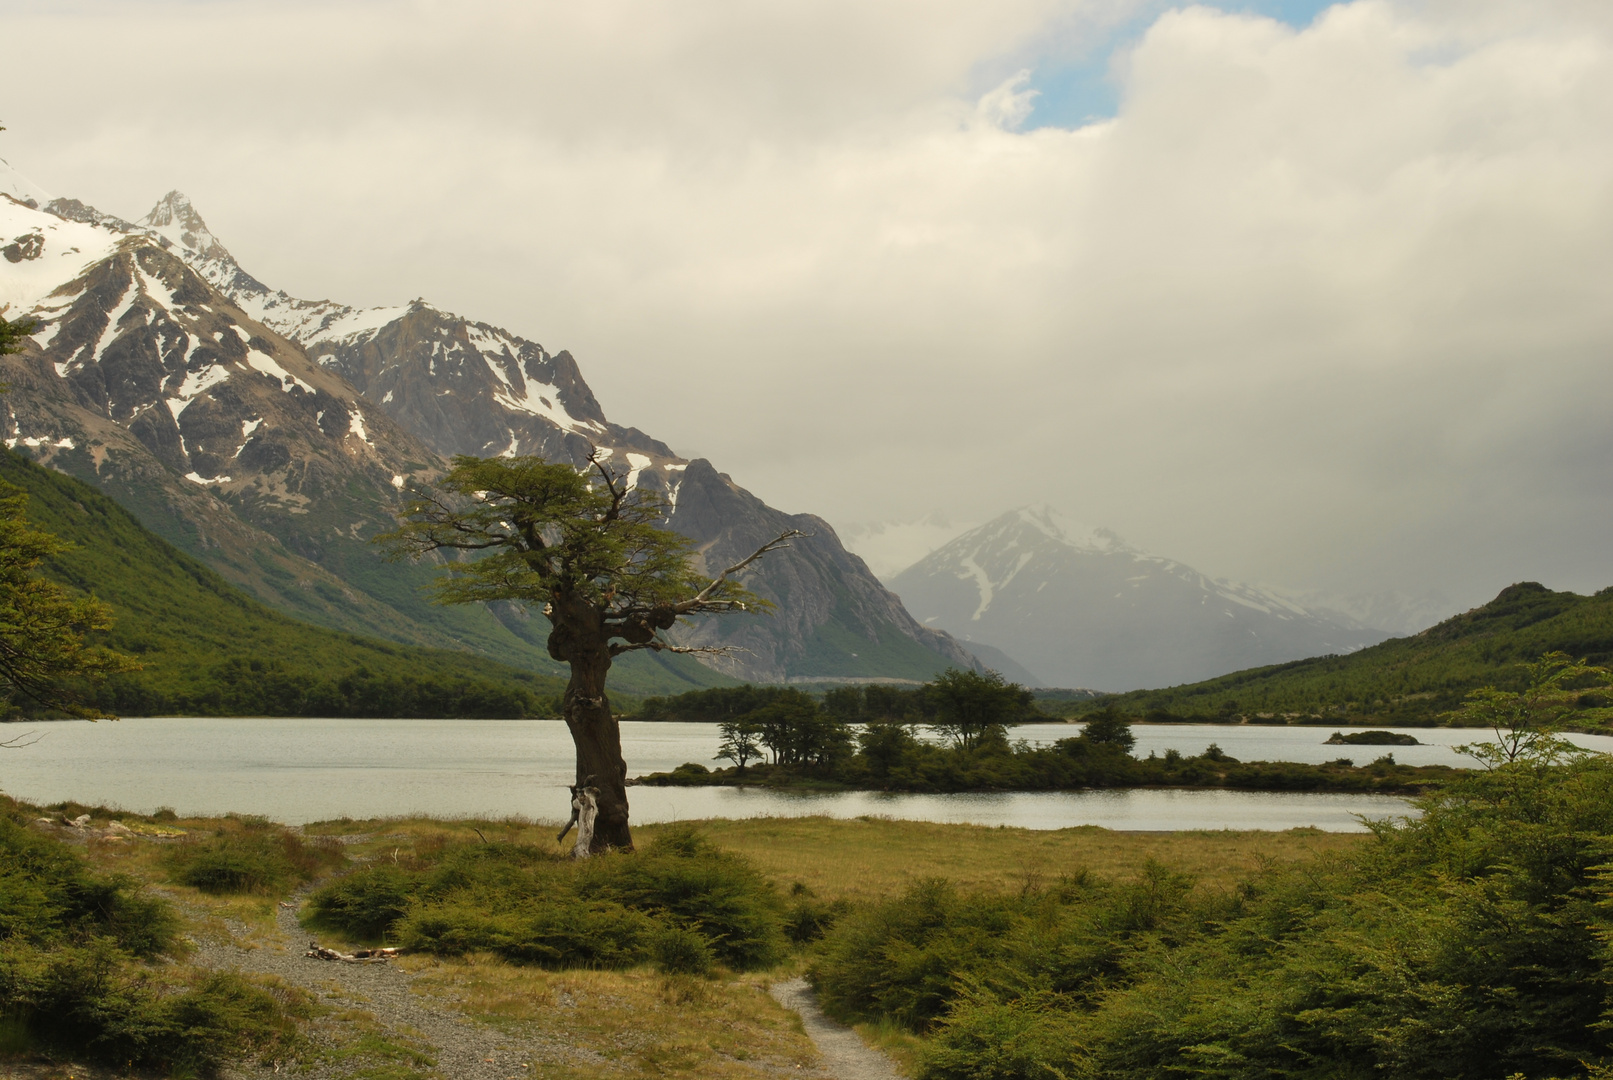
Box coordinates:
[379,451,797,852]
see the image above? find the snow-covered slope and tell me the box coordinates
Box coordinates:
[889,507,1393,691]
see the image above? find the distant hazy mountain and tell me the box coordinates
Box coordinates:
[888,507,1393,691]
[0,160,986,685]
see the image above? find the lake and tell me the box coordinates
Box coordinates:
[3,717,1606,832]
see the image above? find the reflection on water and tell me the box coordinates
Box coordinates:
[5,715,1595,832]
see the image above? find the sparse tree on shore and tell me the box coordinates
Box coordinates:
[378,451,798,853]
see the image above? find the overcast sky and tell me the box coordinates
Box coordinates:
[2,0,1610,618]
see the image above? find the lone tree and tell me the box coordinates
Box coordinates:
[378,451,798,853]
[1452,651,1611,767]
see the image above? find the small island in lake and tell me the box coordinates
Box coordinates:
[1326,730,1421,746]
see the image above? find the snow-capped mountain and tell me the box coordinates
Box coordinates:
[888,507,1393,691]
[0,158,983,684]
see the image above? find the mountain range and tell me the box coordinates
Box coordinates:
[889,507,1393,691]
[0,159,983,687]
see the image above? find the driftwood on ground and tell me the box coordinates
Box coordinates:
[306,942,401,964]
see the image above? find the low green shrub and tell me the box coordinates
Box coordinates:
[0,941,303,1074]
[164,825,343,895]
[0,814,178,956]
[399,898,653,967]
[304,863,414,937]
[650,924,716,975]
[306,826,784,971]
[782,883,851,944]
[808,754,1613,1080]
[0,805,304,1073]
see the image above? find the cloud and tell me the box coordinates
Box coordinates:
[2,0,1611,608]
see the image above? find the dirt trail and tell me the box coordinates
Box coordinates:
[769,978,905,1080]
[191,894,579,1080]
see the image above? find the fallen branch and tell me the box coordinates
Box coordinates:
[305,941,401,963]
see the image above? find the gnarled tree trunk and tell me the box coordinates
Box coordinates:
[551,593,632,853]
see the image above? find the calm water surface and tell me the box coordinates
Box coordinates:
[4,718,1605,832]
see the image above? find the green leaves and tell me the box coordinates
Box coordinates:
[0,482,138,717]
[1452,651,1613,767]
[376,452,765,656]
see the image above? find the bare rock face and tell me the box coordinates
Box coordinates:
[0,169,984,683]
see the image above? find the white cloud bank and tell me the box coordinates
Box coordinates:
[2,0,1611,612]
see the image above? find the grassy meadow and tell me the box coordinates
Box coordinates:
[10,728,1612,1080]
[2,796,1362,1079]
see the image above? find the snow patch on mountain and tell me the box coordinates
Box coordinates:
[0,196,124,311]
[244,348,314,394]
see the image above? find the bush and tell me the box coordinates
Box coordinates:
[165,826,343,895]
[0,806,302,1073]
[810,755,1613,1080]
[783,883,850,944]
[304,864,414,938]
[0,814,178,956]
[651,925,716,975]
[0,941,303,1074]
[305,826,785,971]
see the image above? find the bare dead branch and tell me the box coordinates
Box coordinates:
[609,639,752,658]
[678,530,807,612]
[587,445,629,523]
[0,729,42,749]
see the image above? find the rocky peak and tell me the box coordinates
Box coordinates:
[1008,505,1126,554]
[142,191,235,266]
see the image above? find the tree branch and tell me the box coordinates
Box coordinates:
[609,639,751,658]
[588,445,628,523]
[677,530,807,613]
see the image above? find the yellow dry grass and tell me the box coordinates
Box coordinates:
[401,954,818,1080]
[637,816,1370,902]
[302,813,1371,903]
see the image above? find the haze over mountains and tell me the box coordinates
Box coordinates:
[0,157,1498,696]
[889,507,1393,691]
[0,159,983,687]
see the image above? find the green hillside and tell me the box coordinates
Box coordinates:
[1080,582,1613,728]
[0,451,729,716]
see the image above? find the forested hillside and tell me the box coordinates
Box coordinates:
[1083,582,1613,726]
[2,449,585,716]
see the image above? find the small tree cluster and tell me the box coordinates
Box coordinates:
[714,688,853,770]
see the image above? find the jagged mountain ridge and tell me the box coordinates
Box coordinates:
[0,161,982,683]
[0,182,581,673]
[130,186,981,682]
[889,506,1393,691]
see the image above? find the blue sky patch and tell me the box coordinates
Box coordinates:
[1020,0,1341,129]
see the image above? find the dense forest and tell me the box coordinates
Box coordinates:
[1073,582,1613,727]
[0,449,570,718]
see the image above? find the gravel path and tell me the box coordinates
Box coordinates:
[769,978,905,1080]
[188,889,582,1080]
